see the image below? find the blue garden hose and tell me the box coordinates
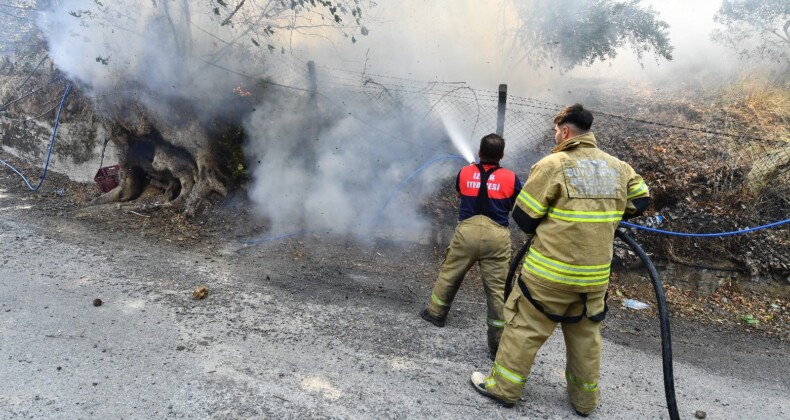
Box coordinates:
[0,83,72,192]
[620,219,789,237]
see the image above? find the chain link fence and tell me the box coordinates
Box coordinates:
[1,49,786,272]
[260,54,789,223]
[256,55,790,277]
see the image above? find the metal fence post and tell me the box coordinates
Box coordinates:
[496,84,507,136]
[307,61,318,99]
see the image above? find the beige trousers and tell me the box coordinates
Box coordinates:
[426,215,511,352]
[481,275,606,414]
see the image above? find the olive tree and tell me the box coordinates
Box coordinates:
[712,0,790,69]
[10,0,371,215]
[507,0,674,71]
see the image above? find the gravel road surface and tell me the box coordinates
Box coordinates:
[1,200,788,419]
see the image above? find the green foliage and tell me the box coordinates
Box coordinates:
[509,0,673,71]
[712,0,790,67]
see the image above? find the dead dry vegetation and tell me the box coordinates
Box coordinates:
[574,78,789,338]
[589,78,790,276]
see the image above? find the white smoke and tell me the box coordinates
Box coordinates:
[289,0,742,99]
[38,1,250,113]
[243,86,465,236]
[36,0,476,239]
[35,0,748,240]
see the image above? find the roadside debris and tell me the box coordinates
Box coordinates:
[695,409,707,419]
[740,314,759,326]
[623,299,650,310]
[92,298,102,307]
[193,285,209,300]
[644,214,664,227]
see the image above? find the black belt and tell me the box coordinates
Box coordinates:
[517,277,608,323]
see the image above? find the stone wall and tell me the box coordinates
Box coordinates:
[618,261,790,298]
[0,80,118,184]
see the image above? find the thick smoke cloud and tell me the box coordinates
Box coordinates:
[38,1,467,238]
[39,1,249,116]
[243,84,463,237]
[292,0,741,100]
[35,0,743,240]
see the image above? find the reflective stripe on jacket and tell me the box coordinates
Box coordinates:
[517,132,650,292]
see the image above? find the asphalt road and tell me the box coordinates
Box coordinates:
[1,207,788,419]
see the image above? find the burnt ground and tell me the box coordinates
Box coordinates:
[1,149,789,418]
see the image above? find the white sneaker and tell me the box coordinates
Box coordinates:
[470,371,515,407]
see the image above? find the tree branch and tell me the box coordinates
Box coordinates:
[744,16,789,43]
[0,4,39,11]
[221,0,247,26]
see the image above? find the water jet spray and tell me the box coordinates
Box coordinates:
[439,110,476,164]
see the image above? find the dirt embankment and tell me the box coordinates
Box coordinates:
[579,82,790,294]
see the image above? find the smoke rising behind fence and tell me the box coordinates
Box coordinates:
[30,1,787,239]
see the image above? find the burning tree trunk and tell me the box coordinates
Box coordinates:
[92,99,231,216]
[25,0,371,216]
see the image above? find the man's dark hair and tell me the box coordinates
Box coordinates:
[479,133,505,161]
[553,103,593,131]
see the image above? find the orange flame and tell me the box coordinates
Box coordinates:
[233,85,253,97]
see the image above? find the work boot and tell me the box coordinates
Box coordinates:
[470,372,515,407]
[572,403,591,417]
[420,308,446,327]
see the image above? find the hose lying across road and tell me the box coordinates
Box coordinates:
[614,229,679,420]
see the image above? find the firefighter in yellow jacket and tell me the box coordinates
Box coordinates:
[470,104,651,417]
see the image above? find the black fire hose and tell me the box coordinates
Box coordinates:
[504,236,533,300]
[504,230,679,420]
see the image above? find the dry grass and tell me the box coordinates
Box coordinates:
[716,74,790,143]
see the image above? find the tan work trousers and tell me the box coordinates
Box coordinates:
[481,275,606,414]
[426,215,511,352]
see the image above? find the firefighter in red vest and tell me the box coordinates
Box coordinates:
[421,133,523,360]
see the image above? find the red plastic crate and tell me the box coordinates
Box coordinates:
[94,165,121,193]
